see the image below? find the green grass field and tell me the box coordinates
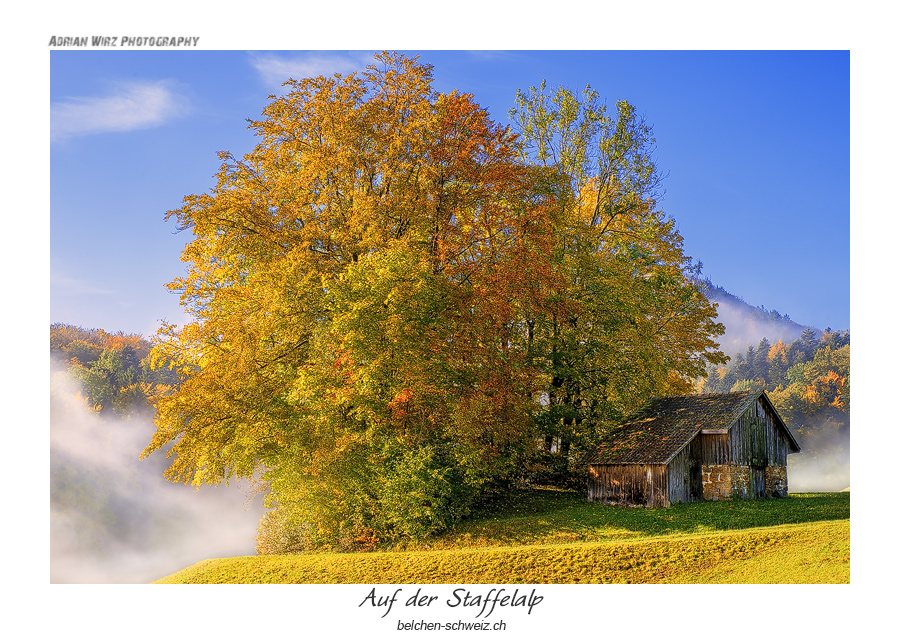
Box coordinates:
[155,491,849,584]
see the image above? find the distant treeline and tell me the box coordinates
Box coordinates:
[50,323,179,416]
[697,327,850,454]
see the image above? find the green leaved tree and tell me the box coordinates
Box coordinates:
[508,82,727,463]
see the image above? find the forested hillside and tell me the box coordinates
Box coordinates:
[696,326,850,490]
[50,323,178,416]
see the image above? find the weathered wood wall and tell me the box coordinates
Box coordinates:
[701,432,731,465]
[751,466,766,498]
[667,449,689,504]
[759,398,790,467]
[729,397,789,468]
[587,464,669,507]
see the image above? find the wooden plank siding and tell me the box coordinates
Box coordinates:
[587,464,669,507]
[667,448,689,505]
[759,398,790,467]
[701,432,731,465]
[751,466,766,498]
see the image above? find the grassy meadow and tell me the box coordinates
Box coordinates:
[155,490,849,584]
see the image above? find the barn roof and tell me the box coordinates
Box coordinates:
[583,390,799,465]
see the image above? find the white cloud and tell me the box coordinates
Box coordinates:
[51,80,189,141]
[51,270,114,296]
[249,51,374,88]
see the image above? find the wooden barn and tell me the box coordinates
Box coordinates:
[583,390,800,507]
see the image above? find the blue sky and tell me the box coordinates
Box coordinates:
[50,50,849,338]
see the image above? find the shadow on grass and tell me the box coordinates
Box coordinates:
[434,489,850,547]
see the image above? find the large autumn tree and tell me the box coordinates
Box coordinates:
[143,53,558,548]
[143,53,725,550]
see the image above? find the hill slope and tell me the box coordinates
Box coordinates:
[156,519,848,584]
[155,490,849,584]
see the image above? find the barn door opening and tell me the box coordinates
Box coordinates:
[689,461,703,502]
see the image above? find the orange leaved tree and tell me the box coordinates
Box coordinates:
[142,53,559,549]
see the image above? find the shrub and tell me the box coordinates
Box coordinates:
[255,505,312,555]
[372,442,475,540]
[256,440,478,553]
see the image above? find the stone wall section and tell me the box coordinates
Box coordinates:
[765,465,788,498]
[730,465,750,499]
[702,465,731,501]
[702,464,760,500]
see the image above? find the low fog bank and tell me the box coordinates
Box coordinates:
[50,363,264,583]
[787,418,850,492]
[788,446,850,492]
